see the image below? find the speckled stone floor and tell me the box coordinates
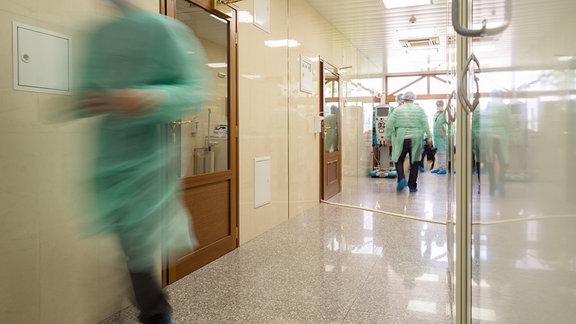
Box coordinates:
[102,170,576,324]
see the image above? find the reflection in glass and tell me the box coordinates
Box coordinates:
[471,0,576,320]
[324,68,339,153]
[176,0,229,177]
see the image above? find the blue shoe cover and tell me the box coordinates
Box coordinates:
[418,166,426,173]
[397,179,407,191]
[431,169,439,174]
[409,188,418,192]
[437,169,447,175]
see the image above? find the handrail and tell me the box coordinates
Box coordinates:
[451,0,511,37]
[458,54,481,113]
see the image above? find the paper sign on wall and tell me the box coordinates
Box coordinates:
[300,56,313,94]
[254,0,270,33]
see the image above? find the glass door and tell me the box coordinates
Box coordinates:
[163,0,238,284]
[321,60,342,200]
[454,0,576,322]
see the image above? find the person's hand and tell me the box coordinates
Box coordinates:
[385,139,391,146]
[426,139,432,146]
[79,90,111,114]
[109,89,164,114]
[80,89,164,115]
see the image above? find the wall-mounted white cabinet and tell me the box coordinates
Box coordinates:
[12,22,71,95]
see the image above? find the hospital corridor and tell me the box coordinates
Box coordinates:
[1,0,575,323]
[102,171,576,323]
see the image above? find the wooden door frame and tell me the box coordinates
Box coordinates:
[160,0,238,285]
[319,59,342,200]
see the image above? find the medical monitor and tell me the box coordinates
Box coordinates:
[376,106,389,117]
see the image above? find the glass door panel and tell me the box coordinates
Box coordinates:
[470,0,576,322]
[177,2,229,177]
[321,61,342,200]
[323,68,340,154]
[166,0,237,285]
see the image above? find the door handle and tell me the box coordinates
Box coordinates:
[451,0,511,37]
[323,126,331,139]
[458,54,481,114]
[170,120,193,131]
[171,120,193,125]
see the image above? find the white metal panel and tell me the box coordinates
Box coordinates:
[254,156,271,208]
[13,22,71,95]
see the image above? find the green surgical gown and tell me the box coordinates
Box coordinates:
[433,110,447,152]
[76,9,207,271]
[384,103,432,163]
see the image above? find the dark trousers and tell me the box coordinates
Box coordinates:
[118,233,171,324]
[396,139,420,190]
[128,272,171,324]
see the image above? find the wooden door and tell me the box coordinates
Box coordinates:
[161,0,238,284]
[320,61,342,200]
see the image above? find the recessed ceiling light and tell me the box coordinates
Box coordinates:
[383,0,432,9]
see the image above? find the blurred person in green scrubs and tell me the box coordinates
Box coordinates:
[384,91,432,193]
[431,100,448,174]
[478,93,513,195]
[75,1,207,323]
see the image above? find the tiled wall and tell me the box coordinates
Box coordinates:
[0,0,376,322]
[0,1,159,323]
[236,0,376,244]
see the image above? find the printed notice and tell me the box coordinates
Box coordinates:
[300,56,313,94]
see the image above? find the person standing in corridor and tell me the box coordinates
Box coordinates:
[431,100,448,174]
[384,91,432,192]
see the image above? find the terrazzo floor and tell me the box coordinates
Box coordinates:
[102,170,576,323]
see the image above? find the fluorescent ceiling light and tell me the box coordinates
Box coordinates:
[207,62,228,68]
[264,39,301,48]
[383,0,432,9]
[396,27,436,39]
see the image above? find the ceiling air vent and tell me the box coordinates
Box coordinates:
[399,36,440,48]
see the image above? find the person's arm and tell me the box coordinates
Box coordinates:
[135,18,208,122]
[383,110,396,146]
[422,109,433,144]
[76,15,208,122]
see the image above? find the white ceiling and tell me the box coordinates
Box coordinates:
[305,0,452,74]
[304,0,572,75]
[179,0,575,76]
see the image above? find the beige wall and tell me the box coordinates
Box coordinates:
[0,0,376,322]
[236,0,377,244]
[0,1,160,323]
